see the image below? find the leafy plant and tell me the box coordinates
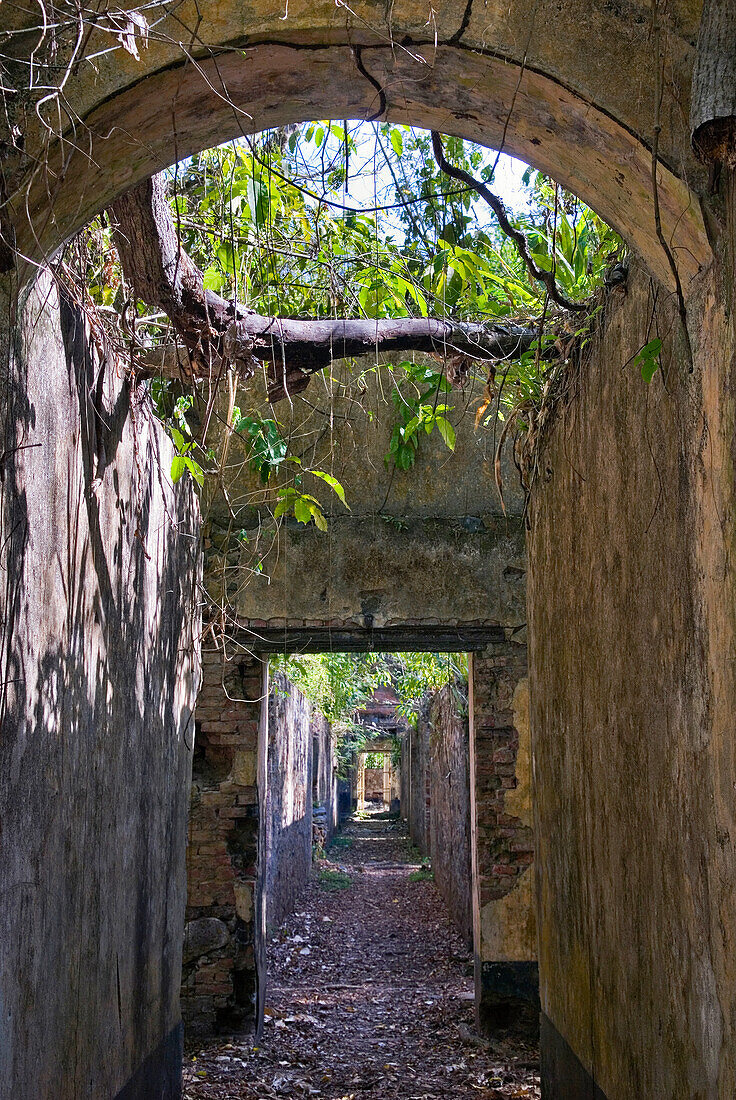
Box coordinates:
[273,470,349,531]
[318,869,352,890]
[408,868,434,883]
[386,361,455,471]
[233,412,287,482]
[634,337,662,383]
[169,395,205,486]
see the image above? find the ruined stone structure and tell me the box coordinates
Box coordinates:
[266,673,336,932]
[405,658,533,1018]
[470,647,536,1033]
[427,683,473,949]
[183,651,266,1037]
[4,2,736,1097]
[184,657,336,1034]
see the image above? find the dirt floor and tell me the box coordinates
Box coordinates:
[183,811,540,1099]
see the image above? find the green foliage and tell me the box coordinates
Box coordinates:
[363,752,386,770]
[233,411,287,482]
[84,121,625,536]
[166,394,205,486]
[318,869,352,890]
[329,835,353,851]
[408,868,434,883]
[634,337,662,383]
[170,127,621,430]
[272,650,468,775]
[271,652,387,730]
[386,361,455,471]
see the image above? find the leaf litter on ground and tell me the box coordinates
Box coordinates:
[183,812,540,1099]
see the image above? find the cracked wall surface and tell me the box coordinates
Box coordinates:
[0,274,200,1100]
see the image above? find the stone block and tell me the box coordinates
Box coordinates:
[182,918,230,965]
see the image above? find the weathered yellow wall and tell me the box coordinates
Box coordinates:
[529,220,736,1097]
[203,364,526,634]
[480,677,536,962]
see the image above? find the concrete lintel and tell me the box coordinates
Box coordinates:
[234,624,507,654]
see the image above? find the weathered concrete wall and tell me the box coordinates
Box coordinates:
[266,673,313,934]
[311,712,338,847]
[203,366,527,641]
[528,244,736,1098]
[0,273,200,1099]
[469,645,536,1035]
[408,711,431,855]
[428,683,472,947]
[183,652,266,1038]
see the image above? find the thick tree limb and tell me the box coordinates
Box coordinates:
[430,132,588,313]
[110,173,554,401]
[690,0,736,166]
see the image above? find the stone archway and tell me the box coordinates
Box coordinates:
[6,4,710,291]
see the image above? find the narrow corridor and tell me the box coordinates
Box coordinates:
[183,812,540,1099]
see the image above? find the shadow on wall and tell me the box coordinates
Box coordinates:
[0,274,200,1100]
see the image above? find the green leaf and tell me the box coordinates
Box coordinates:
[294,497,312,524]
[634,338,662,383]
[390,128,404,158]
[640,358,660,384]
[184,457,205,486]
[170,426,186,452]
[310,470,350,508]
[639,337,662,359]
[216,240,235,274]
[435,416,456,451]
[309,504,328,532]
[203,265,223,292]
[170,455,186,483]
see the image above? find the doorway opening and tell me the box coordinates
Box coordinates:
[184,645,539,1098]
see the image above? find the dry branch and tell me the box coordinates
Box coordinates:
[110,174,552,401]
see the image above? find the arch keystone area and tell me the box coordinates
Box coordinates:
[6,27,710,293]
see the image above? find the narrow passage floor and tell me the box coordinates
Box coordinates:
[183,812,540,1099]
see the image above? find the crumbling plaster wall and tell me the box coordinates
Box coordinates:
[528,233,736,1098]
[183,652,266,1037]
[469,646,536,1035]
[428,683,473,947]
[204,366,526,639]
[266,673,314,934]
[408,710,431,855]
[0,273,200,1100]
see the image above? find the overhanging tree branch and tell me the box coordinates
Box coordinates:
[430,131,588,313]
[110,173,555,402]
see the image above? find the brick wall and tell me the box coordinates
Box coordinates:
[182,650,266,1037]
[470,643,537,1034]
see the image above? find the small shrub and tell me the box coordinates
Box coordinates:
[329,836,353,851]
[408,869,434,883]
[319,869,352,890]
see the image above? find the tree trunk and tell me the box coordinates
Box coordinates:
[110,174,552,401]
[690,0,736,166]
